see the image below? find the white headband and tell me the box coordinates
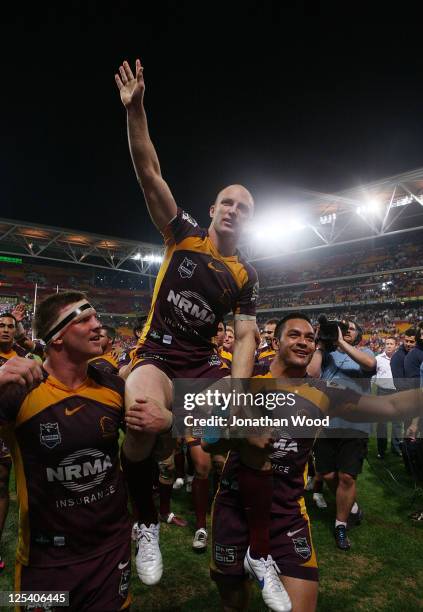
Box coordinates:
[43,300,96,344]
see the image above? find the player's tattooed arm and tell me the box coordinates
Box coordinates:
[115,59,177,231]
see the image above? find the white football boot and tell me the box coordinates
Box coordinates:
[244,546,292,612]
[134,522,163,585]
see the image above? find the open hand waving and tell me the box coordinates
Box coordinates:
[115,59,145,108]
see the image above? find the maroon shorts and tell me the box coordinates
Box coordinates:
[16,541,131,611]
[211,502,318,584]
[132,349,228,381]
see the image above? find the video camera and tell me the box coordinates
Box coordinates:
[317,314,349,352]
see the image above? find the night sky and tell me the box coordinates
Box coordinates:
[2,2,423,244]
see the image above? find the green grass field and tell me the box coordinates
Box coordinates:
[1,439,423,611]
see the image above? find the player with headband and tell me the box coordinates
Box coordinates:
[0,291,134,611]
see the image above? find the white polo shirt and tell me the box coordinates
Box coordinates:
[374,351,395,390]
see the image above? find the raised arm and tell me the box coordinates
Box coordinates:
[336,328,376,371]
[115,59,177,232]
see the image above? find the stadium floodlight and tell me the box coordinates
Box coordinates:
[367,199,380,213]
[357,198,381,217]
[320,213,336,225]
[143,253,163,264]
[252,217,307,246]
[132,252,142,261]
[392,194,414,208]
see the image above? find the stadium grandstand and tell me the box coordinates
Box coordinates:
[249,168,423,339]
[1,168,423,348]
[0,220,165,350]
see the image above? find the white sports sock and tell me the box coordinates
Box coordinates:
[335,520,347,528]
[350,502,359,514]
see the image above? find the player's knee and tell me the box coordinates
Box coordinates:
[125,368,144,403]
[338,472,355,487]
[322,471,336,483]
[194,460,210,479]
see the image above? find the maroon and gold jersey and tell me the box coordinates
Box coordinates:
[135,208,258,364]
[255,346,276,371]
[218,347,233,371]
[89,349,120,376]
[0,365,131,567]
[118,343,138,369]
[217,375,361,516]
[0,343,27,365]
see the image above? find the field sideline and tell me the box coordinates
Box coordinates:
[0,439,422,611]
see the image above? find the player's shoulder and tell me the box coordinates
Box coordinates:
[13,344,28,358]
[237,254,258,283]
[87,364,125,397]
[163,207,205,244]
[178,208,200,228]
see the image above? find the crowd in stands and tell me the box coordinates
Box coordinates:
[0,261,151,316]
[258,270,423,310]
[259,240,423,287]
[1,235,423,347]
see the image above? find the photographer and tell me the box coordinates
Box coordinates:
[308,317,376,551]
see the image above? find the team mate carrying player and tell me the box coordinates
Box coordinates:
[0,292,133,611]
[204,313,423,612]
[115,59,258,573]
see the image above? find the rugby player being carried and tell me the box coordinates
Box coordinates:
[115,59,263,584]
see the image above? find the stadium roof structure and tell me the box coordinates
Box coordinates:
[242,167,423,264]
[0,218,164,278]
[3,167,423,279]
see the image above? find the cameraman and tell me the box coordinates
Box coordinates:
[308,319,376,551]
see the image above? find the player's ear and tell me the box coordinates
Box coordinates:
[209,204,215,219]
[272,337,279,350]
